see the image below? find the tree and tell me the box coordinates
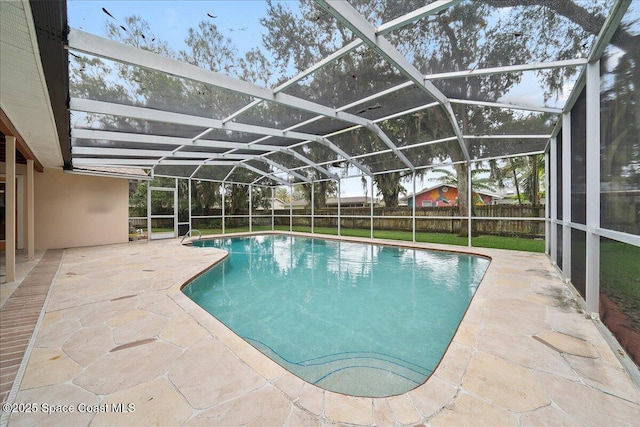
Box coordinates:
[190,180,221,215]
[298,178,338,209]
[259,0,605,215]
[275,187,291,204]
[81,1,636,229]
[431,167,495,206]
[181,21,237,73]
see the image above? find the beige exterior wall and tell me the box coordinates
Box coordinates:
[33,167,129,249]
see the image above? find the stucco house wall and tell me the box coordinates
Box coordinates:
[33,167,128,249]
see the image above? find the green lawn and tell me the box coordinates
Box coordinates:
[600,240,640,323]
[151,227,174,233]
[193,225,544,253]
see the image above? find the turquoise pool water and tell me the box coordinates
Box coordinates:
[183,235,489,397]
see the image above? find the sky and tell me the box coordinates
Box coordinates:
[68,1,272,58]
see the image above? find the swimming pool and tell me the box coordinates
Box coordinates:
[183,235,489,397]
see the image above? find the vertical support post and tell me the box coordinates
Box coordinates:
[467,162,472,247]
[26,159,35,260]
[412,173,416,243]
[5,136,16,282]
[311,182,315,234]
[146,176,151,241]
[271,186,275,231]
[370,177,374,239]
[16,176,23,250]
[289,185,293,232]
[222,185,226,234]
[249,184,253,233]
[585,60,600,316]
[544,149,550,256]
[174,178,178,238]
[562,112,572,282]
[337,179,341,236]
[188,178,192,233]
[550,136,558,265]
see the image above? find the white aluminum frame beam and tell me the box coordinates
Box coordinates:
[220,1,458,133]
[450,99,562,114]
[221,166,237,183]
[72,129,287,152]
[377,0,463,34]
[561,112,572,282]
[550,136,558,265]
[71,98,365,180]
[585,60,600,316]
[70,28,400,179]
[70,27,409,174]
[254,157,312,184]
[464,135,551,139]
[337,81,414,113]
[149,158,290,187]
[72,148,311,187]
[72,129,337,180]
[366,123,415,171]
[426,58,587,80]
[73,158,203,166]
[372,102,440,123]
[284,149,339,180]
[318,137,371,177]
[71,98,326,142]
[240,163,290,187]
[316,0,470,162]
[588,0,631,62]
[68,29,372,128]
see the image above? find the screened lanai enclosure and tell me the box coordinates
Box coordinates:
[60,0,639,365]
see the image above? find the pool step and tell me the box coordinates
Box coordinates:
[246,338,431,397]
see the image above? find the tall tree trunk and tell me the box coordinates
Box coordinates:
[455,163,477,237]
[316,181,328,208]
[375,172,401,208]
[531,155,539,205]
[511,159,522,205]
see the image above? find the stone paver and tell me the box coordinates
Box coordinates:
[73,339,181,395]
[19,348,82,390]
[534,330,599,358]
[62,324,115,366]
[387,394,421,425]
[9,383,98,427]
[168,337,266,409]
[463,351,550,412]
[324,392,373,425]
[2,234,639,426]
[91,378,192,427]
[430,393,517,426]
[185,386,291,426]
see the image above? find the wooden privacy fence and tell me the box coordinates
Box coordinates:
[272,205,545,238]
[130,205,546,238]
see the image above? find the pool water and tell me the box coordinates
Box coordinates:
[183,235,489,397]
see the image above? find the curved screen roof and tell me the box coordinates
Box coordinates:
[66,0,630,185]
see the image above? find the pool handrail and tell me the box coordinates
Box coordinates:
[180,229,202,244]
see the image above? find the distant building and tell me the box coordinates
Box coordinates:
[400,184,502,207]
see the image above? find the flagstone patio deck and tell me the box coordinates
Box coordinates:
[1,232,639,426]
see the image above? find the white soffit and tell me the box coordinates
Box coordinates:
[0,0,62,167]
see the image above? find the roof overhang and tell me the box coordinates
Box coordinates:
[0,0,70,170]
